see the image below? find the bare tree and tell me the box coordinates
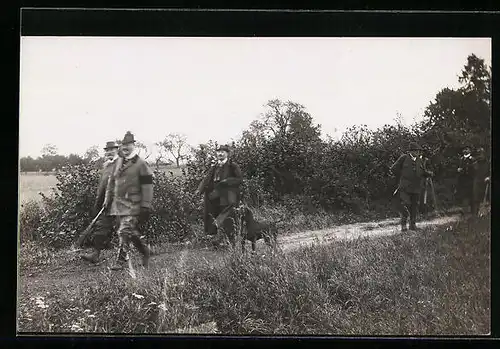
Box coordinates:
[41,143,58,157]
[84,145,100,163]
[158,133,190,168]
[135,141,151,160]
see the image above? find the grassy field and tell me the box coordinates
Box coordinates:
[19,173,59,204]
[17,214,490,335]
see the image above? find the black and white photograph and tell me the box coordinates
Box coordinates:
[17,11,492,336]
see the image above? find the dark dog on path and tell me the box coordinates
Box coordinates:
[240,206,279,253]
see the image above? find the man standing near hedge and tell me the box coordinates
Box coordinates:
[79,141,120,264]
[196,144,243,247]
[456,145,489,218]
[390,142,433,232]
[106,131,153,270]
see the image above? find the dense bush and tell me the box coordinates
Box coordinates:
[144,170,201,244]
[19,200,44,244]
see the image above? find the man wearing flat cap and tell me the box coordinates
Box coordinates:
[106,131,154,270]
[78,141,120,264]
[390,142,433,231]
[196,144,243,247]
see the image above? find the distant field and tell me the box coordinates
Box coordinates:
[19,173,58,204]
[18,165,186,205]
[155,164,186,177]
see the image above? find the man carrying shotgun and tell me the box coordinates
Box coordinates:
[78,141,121,264]
[390,142,433,232]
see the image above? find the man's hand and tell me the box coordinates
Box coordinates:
[139,207,151,226]
[485,177,490,183]
[457,167,463,173]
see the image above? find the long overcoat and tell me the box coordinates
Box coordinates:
[106,155,154,216]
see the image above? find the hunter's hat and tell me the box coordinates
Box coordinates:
[104,141,119,150]
[122,131,136,145]
[216,144,230,153]
[409,142,423,151]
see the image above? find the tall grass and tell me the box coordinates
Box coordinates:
[18,215,490,335]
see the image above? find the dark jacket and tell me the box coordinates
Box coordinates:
[197,159,243,206]
[390,153,431,194]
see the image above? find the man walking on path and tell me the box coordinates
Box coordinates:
[106,131,154,270]
[196,144,243,247]
[79,141,120,264]
[390,142,433,232]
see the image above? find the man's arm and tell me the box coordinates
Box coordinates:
[139,161,154,209]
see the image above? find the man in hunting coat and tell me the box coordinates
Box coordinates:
[106,131,154,270]
[79,141,120,263]
[390,142,433,231]
[196,144,243,247]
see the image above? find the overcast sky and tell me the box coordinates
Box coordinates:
[19,37,491,158]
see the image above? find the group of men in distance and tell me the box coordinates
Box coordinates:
[78,132,490,268]
[390,142,490,232]
[78,131,243,269]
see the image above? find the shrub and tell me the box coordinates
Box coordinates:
[35,164,101,249]
[144,170,201,244]
[18,200,44,244]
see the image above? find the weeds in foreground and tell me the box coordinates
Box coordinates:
[18,215,490,335]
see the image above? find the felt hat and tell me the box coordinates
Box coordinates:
[216,144,230,152]
[103,141,119,150]
[122,131,136,145]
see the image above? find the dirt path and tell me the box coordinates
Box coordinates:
[19,213,461,298]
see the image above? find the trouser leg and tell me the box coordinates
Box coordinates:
[409,193,419,229]
[399,191,410,231]
[92,215,114,250]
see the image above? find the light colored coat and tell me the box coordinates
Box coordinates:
[106,155,154,216]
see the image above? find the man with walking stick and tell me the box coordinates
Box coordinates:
[77,141,120,264]
[390,142,433,232]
